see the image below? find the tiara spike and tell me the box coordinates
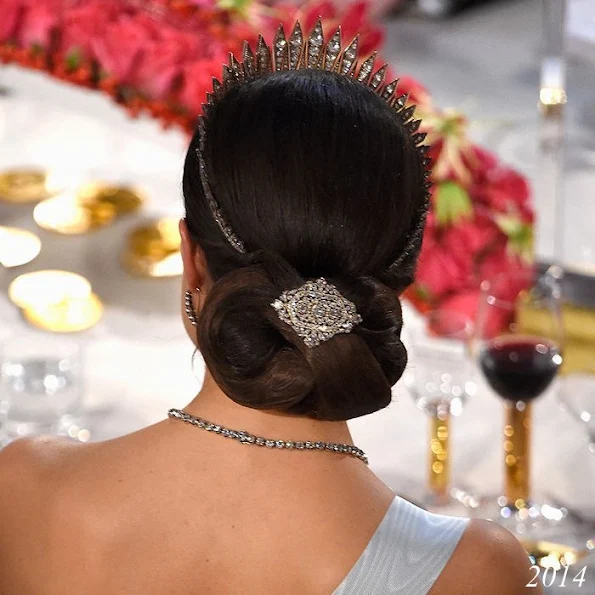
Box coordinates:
[412,132,427,145]
[399,104,416,122]
[222,65,235,89]
[419,145,430,155]
[229,53,245,82]
[393,93,408,110]
[212,77,222,98]
[324,27,342,71]
[288,21,304,70]
[242,41,256,77]
[381,78,399,100]
[307,19,325,68]
[357,51,377,83]
[407,119,422,133]
[370,64,388,91]
[273,25,288,71]
[339,35,359,75]
[256,35,272,74]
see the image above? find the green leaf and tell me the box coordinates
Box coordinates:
[434,181,473,226]
[217,0,253,14]
[495,214,534,263]
[66,49,81,71]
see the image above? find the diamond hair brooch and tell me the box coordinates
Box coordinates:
[271,278,362,348]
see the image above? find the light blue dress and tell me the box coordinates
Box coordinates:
[333,495,470,594]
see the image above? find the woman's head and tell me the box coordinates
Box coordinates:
[182,67,428,421]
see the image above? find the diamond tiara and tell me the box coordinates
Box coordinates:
[196,19,431,269]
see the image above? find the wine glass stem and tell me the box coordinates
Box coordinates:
[504,402,532,506]
[428,413,450,498]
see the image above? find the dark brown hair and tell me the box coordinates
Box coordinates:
[183,68,427,421]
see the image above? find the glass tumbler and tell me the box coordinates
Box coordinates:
[0,333,83,443]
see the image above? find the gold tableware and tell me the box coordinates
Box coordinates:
[23,292,104,333]
[0,226,42,267]
[122,217,182,278]
[78,182,146,215]
[33,194,116,234]
[8,270,92,309]
[0,167,64,203]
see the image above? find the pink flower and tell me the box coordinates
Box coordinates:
[417,217,473,299]
[60,0,123,59]
[437,290,481,328]
[417,210,504,300]
[133,28,202,99]
[475,167,533,223]
[18,0,65,48]
[477,243,529,287]
[91,15,155,84]
[180,58,224,115]
[0,0,24,44]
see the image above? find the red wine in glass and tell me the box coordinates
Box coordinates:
[479,336,563,402]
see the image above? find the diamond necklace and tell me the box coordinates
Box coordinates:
[168,408,368,464]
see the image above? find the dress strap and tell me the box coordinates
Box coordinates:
[333,496,469,595]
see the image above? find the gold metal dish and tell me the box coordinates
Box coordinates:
[8,270,92,309]
[0,167,64,203]
[33,194,116,234]
[0,226,42,267]
[78,182,146,215]
[122,217,182,277]
[22,292,104,333]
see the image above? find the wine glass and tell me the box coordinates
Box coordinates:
[403,310,479,512]
[473,267,575,534]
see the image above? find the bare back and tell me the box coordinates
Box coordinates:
[0,421,538,595]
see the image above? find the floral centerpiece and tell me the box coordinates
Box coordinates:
[0,0,533,323]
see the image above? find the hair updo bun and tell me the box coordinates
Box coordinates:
[198,257,407,421]
[184,68,427,421]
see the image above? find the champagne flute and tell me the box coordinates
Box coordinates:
[404,310,478,512]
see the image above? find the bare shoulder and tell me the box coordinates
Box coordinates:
[0,434,78,477]
[0,436,81,516]
[430,519,542,595]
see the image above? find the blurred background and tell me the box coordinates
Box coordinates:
[1,0,594,586]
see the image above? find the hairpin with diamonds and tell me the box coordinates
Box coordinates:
[196,19,432,268]
[272,277,363,347]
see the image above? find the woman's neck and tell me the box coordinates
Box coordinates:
[184,371,356,446]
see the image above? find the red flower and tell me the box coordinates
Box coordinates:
[474,166,533,223]
[60,0,123,59]
[417,215,472,299]
[0,0,23,44]
[417,210,505,300]
[477,242,530,287]
[437,290,481,329]
[133,27,203,99]
[18,0,62,48]
[179,57,224,115]
[91,14,155,84]
[467,145,498,184]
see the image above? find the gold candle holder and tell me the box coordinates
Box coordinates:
[429,414,450,499]
[503,401,532,508]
